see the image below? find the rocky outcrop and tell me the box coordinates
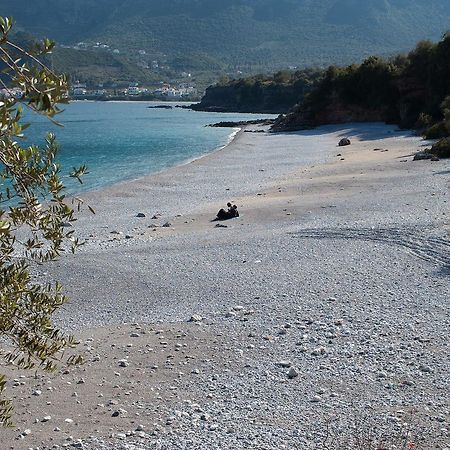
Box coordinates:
[271,101,386,132]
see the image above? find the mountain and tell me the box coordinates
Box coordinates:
[2,0,450,82]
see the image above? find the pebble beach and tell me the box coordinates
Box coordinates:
[2,123,449,449]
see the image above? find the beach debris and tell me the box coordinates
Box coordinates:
[136,212,146,218]
[338,138,351,146]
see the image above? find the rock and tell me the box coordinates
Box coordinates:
[225,311,237,318]
[215,223,228,228]
[125,234,134,239]
[136,213,146,218]
[311,347,327,356]
[32,389,42,396]
[130,332,140,337]
[112,408,128,417]
[42,415,52,422]
[189,314,203,323]
[162,222,172,228]
[288,367,299,379]
[413,151,433,161]
[118,359,129,367]
[65,418,74,424]
[338,138,351,146]
[431,156,440,161]
[277,360,292,368]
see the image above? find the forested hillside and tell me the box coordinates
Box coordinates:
[272,32,450,156]
[2,0,450,75]
[191,70,323,113]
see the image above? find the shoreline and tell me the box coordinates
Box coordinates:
[3,122,449,449]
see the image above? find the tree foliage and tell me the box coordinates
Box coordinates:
[192,69,324,113]
[272,31,450,150]
[0,17,87,426]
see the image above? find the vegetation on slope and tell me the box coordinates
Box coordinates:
[2,0,450,78]
[191,69,323,113]
[271,32,450,156]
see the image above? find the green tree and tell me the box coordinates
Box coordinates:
[442,96,450,133]
[0,17,87,427]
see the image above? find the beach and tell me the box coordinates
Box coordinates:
[2,123,449,449]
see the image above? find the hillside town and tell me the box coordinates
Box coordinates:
[71,81,198,100]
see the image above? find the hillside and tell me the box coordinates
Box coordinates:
[2,0,450,79]
[271,32,450,156]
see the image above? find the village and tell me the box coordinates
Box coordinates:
[70,81,199,101]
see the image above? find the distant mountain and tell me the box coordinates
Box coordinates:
[2,0,450,81]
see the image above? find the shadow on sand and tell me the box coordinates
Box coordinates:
[271,122,419,142]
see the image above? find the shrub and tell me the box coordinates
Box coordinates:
[430,137,450,158]
[424,122,448,139]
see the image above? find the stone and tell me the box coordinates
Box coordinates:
[118,359,129,367]
[215,223,228,228]
[288,367,299,379]
[32,389,42,396]
[162,222,172,228]
[136,213,146,218]
[277,360,292,368]
[338,138,351,147]
[189,314,203,323]
[413,151,433,161]
[42,415,52,422]
[112,408,128,417]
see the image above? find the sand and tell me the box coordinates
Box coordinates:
[1,123,449,449]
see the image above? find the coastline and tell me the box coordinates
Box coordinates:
[3,122,449,449]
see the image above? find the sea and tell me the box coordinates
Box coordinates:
[23,101,276,193]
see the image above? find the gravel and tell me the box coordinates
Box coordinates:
[8,123,449,449]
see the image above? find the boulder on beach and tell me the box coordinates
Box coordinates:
[413,151,433,161]
[338,138,351,146]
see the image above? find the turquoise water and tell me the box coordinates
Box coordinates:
[23,102,275,193]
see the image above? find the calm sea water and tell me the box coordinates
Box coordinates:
[23,102,275,193]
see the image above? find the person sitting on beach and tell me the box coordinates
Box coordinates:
[214,202,239,221]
